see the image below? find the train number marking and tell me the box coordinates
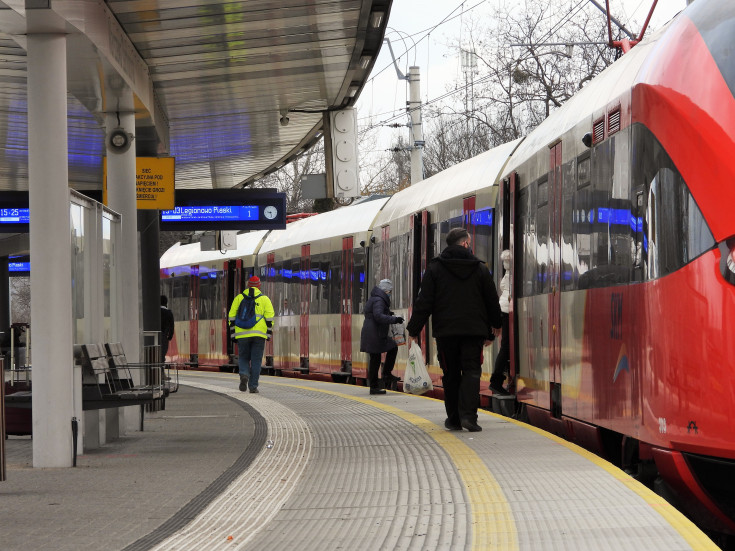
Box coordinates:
[658,417,667,434]
[687,421,699,435]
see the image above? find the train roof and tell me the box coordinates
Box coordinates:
[259,197,390,253]
[372,139,521,226]
[504,19,674,171]
[160,229,269,269]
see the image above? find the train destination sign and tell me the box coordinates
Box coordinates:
[159,189,286,231]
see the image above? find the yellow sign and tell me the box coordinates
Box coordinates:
[103,157,175,210]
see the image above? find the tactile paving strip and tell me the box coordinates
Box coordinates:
[145,382,312,551]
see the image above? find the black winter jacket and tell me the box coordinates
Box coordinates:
[360,286,400,354]
[406,245,502,339]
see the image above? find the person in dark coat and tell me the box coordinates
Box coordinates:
[160,295,175,360]
[406,228,502,431]
[360,279,404,395]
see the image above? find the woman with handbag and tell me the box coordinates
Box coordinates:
[360,279,404,395]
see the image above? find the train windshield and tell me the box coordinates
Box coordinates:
[688,0,735,99]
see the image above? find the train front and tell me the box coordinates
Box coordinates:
[631,0,735,535]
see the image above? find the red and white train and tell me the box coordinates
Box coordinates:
[161,0,735,539]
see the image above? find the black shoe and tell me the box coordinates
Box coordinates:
[489,384,510,396]
[461,419,482,432]
[239,376,249,392]
[444,418,462,431]
[369,389,386,395]
[249,387,259,394]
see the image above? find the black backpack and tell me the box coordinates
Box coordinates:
[234,289,264,329]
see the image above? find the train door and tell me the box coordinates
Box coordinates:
[265,253,275,363]
[341,237,353,370]
[411,212,430,361]
[549,142,563,417]
[190,265,200,366]
[500,174,517,386]
[300,244,310,370]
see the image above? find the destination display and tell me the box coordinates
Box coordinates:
[161,205,260,223]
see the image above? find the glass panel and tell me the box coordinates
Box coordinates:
[70,203,85,344]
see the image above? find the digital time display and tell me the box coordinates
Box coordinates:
[161,205,259,223]
[0,208,30,224]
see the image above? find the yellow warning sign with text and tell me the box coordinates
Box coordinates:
[135,157,175,210]
[103,157,175,210]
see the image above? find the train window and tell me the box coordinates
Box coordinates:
[536,201,550,294]
[537,178,548,207]
[329,251,341,315]
[632,124,715,280]
[198,275,210,320]
[353,248,366,314]
[472,208,493,269]
[561,161,575,291]
[515,187,535,298]
[577,154,591,188]
[172,276,190,322]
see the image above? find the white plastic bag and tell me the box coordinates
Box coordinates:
[403,341,433,395]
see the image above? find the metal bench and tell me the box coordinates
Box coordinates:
[77,344,163,410]
[104,342,179,398]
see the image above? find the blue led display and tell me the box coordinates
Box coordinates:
[161,205,259,222]
[0,208,30,224]
[9,261,30,272]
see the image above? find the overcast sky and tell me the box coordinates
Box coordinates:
[356,0,688,152]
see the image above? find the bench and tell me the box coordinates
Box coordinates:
[77,343,164,410]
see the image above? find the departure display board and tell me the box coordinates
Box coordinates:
[159,189,286,231]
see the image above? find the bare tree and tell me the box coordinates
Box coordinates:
[415,0,619,173]
[10,276,30,323]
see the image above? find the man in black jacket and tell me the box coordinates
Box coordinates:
[406,228,502,432]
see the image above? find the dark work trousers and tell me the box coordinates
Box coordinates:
[490,313,510,388]
[436,336,484,424]
[368,347,398,390]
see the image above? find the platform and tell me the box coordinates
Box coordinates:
[0,372,719,551]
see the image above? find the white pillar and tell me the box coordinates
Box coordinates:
[27,33,74,468]
[105,111,142,433]
[408,66,424,185]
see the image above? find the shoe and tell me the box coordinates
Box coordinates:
[369,389,386,395]
[444,418,462,431]
[489,384,510,396]
[239,376,249,392]
[461,419,482,432]
[249,388,259,394]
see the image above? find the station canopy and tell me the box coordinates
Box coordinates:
[0,0,392,192]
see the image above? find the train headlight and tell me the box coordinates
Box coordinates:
[720,238,735,285]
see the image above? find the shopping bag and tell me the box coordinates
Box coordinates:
[389,322,406,346]
[403,341,433,395]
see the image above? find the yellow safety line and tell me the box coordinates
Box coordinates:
[184,372,517,550]
[181,373,717,550]
[493,416,720,550]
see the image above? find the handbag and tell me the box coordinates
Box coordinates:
[389,322,406,346]
[403,341,433,395]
